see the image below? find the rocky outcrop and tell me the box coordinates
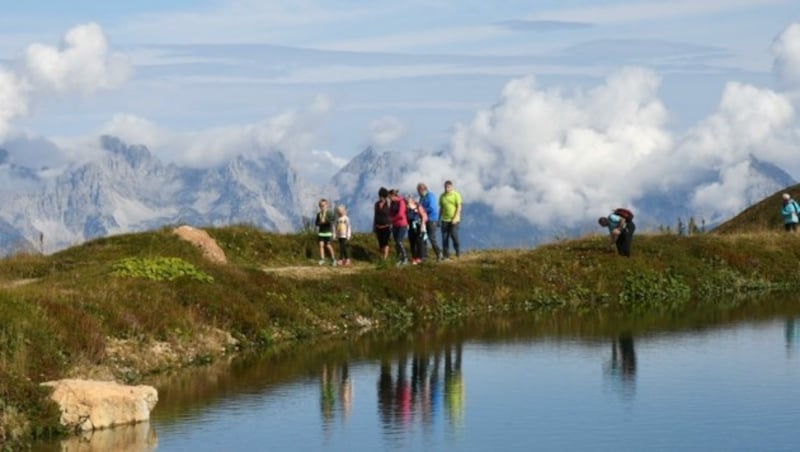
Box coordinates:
[41,379,158,432]
[173,225,227,264]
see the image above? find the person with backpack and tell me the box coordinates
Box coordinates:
[388,189,409,265]
[417,182,442,261]
[780,193,799,232]
[373,187,392,260]
[405,194,428,264]
[598,208,636,257]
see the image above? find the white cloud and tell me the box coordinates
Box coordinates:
[689,161,763,219]
[0,69,29,141]
[23,22,131,95]
[773,22,800,90]
[314,25,504,53]
[402,67,671,226]
[398,54,800,228]
[117,1,375,45]
[531,0,786,25]
[0,23,131,143]
[100,114,169,148]
[368,116,406,148]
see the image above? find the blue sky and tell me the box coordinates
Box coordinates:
[0,0,799,221]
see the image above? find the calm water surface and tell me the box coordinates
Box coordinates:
[37,301,800,451]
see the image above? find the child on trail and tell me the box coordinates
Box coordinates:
[335,204,352,265]
[406,195,428,264]
[315,198,337,266]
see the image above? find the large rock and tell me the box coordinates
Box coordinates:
[173,225,227,264]
[41,379,158,432]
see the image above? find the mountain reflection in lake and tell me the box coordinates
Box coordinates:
[32,297,800,451]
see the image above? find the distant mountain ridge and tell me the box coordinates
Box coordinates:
[0,136,321,254]
[0,136,795,255]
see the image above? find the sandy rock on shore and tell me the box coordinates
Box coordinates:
[41,379,158,432]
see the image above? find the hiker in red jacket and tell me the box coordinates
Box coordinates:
[388,189,409,265]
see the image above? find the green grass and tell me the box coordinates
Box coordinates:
[3,222,800,444]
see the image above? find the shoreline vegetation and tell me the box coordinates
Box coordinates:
[2,223,800,444]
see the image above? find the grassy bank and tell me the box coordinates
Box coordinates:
[2,225,800,444]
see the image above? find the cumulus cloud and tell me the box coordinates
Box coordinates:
[368,116,406,148]
[402,67,671,226]
[399,49,800,228]
[773,22,800,90]
[0,69,29,141]
[23,22,131,95]
[0,23,129,144]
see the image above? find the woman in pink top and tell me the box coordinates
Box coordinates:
[388,189,409,265]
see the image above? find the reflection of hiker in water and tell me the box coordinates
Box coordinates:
[339,363,352,421]
[320,362,353,427]
[604,334,637,399]
[429,350,441,423]
[412,352,433,427]
[786,318,800,355]
[378,358,394,429]
[444,343,464,428]
[610,335,636,380]
[396,355,412,427]
[320,363,336,424]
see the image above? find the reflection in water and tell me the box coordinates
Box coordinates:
[320,362,352,431]
[30,296,800,451]
[55,422,157,452]
[444,344,464,430]
[605,334,636,398]
[786,318,800,356]
[375,343,464,439]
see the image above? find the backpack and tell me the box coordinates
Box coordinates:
[613,208,634,222]
[374,200,391,226]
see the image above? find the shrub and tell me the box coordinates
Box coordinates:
[111,257,213,283]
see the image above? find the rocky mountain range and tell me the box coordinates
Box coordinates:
[0,136,321,254]
[0,135,795,255]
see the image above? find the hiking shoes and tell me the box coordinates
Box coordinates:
[318,259,326,266]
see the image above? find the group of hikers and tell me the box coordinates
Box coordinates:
[314,188,800,265]
[315,180,463,266]
[316,183,639,263]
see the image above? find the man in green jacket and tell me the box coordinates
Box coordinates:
[439,180,462,259]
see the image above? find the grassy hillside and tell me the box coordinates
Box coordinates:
[714,182,800,233]
[3,217,800,443]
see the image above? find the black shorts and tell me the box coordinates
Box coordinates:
[375,227,391,247]
[318,235,332,244]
